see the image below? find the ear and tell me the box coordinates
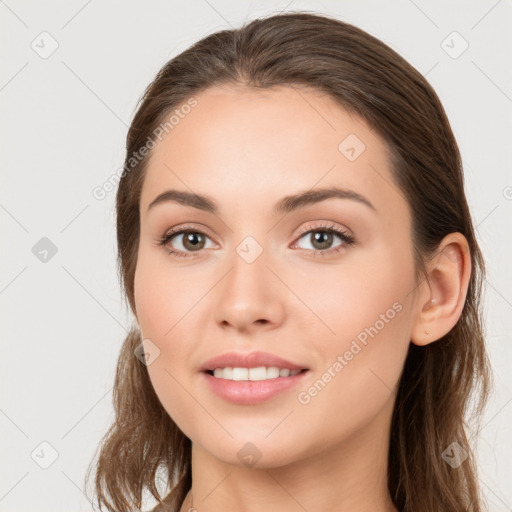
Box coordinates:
[411,233,472,346]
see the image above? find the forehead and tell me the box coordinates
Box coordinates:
[139,84,404,219]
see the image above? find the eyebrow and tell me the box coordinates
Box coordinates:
[147,186,376,215]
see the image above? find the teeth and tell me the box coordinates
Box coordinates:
[211,366,302,381]
[232,367,248,380]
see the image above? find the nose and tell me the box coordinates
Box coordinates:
[213,249,286,334]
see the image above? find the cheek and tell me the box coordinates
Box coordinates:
[289,253,414,423]
[133,253,210,431]
[288,251,412,345]
[134,248,194,338]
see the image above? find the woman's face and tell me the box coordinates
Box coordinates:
[134,85,418,467]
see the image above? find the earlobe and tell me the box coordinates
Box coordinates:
[411,233,472,346]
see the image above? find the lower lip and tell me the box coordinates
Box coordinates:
[202,370,310,405]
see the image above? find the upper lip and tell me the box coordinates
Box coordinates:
[200,351,309,372]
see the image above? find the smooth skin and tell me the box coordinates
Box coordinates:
[133,85,471,512]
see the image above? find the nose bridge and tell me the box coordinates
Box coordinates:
[213,233,284,329]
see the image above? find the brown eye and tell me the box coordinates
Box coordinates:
[180,231,207,251]
[296,229,348,252]
[309,231,335,250]
[158,227,216,258]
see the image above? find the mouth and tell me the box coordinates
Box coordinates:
[202,367,310,405]
[199,351,310,403]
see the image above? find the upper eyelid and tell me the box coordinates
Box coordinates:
[295,223,351,238]
[164,223,216,240]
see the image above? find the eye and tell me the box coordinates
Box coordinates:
[157,224,216,258]
[293,223,355,255]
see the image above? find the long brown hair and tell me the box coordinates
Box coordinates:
[86,11,492,512]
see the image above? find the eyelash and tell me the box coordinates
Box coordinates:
[156,222,356,259]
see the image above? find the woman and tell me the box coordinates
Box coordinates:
[87,11,491,512]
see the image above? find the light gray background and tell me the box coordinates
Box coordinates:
[1,1,511,511]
